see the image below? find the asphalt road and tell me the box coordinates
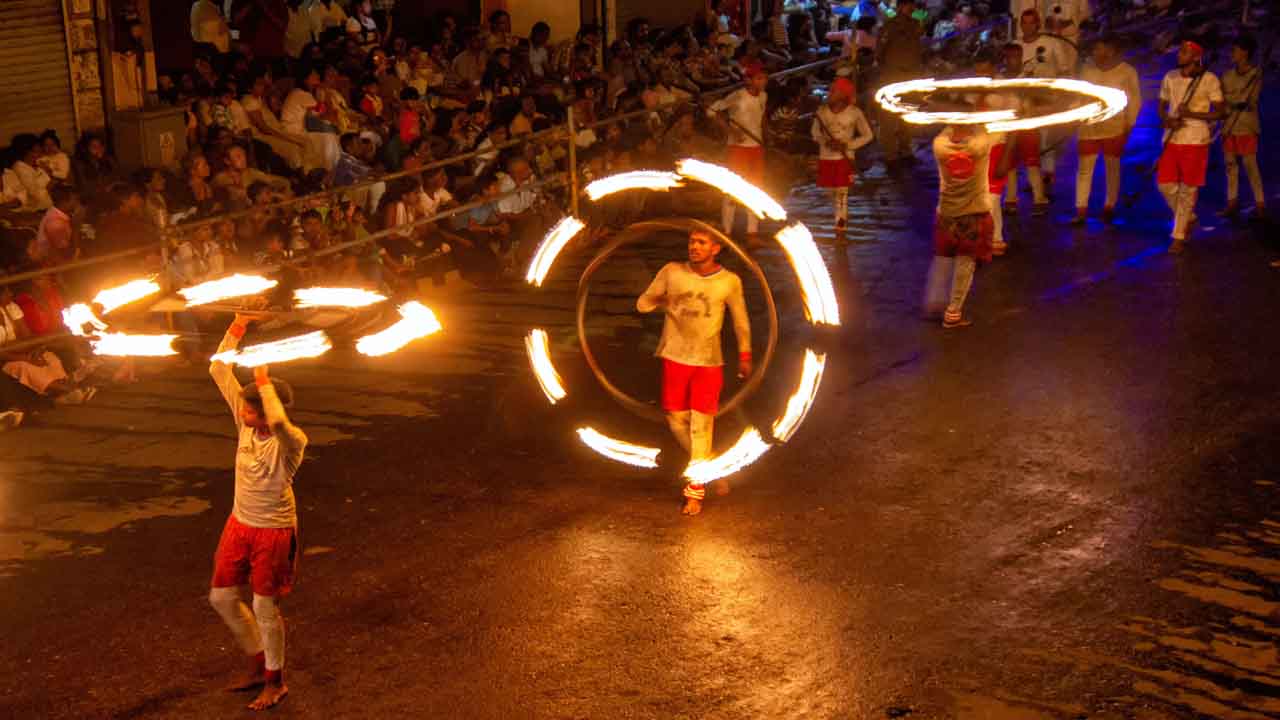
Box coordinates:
[3,63,1280,719]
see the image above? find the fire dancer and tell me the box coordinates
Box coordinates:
[1158,40,1224,253]
[1073,34,1141,224]
[207,313,307,711]
[924,103,1011,327]
[1220,35,1265,219]
[637,230,752,516]
[708,61,769,242]
[811,77,874,238]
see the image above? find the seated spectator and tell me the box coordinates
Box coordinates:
[30,186,81,267]
[449,173,511,280]
[508,94,546,136]
[298,209,333,251]
[212,144,292,209]
[137,167,170,228]
[37,130,72,182]
[171,151,218,215]
[71,132,119,200]
[494,155,555,270]
[9,134,53,212]
[94,181,158,255]
[281,66,341,171]
[14,274,67,337]
[1,151,30,211]
[240,70,308,171]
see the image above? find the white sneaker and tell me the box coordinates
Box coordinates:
[0,410,23,430]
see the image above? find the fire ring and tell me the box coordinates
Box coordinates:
[874,77,1129,133]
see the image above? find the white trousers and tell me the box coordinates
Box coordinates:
[833,187,849,223]
[1076,153,1122,209]
[990,194,1005,248]
[1158,182,1199,240]
[721,198,759,235]
[1225,152,1265,206]
[210,587,285,671]
[924,255,977,317]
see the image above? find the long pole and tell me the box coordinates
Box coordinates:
[567,105,579,217]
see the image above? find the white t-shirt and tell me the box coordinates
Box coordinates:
[934,126,992,217]
[1160,69,1224,145]
[811,105,874,160]
[496,174,536,215]
[418,187,453,217]
[529,46,549,77]
[709,89,768,148]
[1021,34,1072,78]
[281,89,319,134]
[636,261,751,367]
[1080,61,1141,140]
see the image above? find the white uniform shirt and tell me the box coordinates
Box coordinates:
[1160,69,1224,145]
[709,89,768,148]
[211,328,308,529]
[1079,61,1141,139]
[637,262,751,367]
[1222,66,1262,137]
[811,105,874,160]
[281,89,319,134]
[934,127,992,217]
[1021,34,1072,78]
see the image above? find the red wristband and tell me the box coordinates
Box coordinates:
[229,323,248,339]
[255,375,271,388]
[739,352,752,361]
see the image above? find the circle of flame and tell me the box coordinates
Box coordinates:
[874,77,1129,132]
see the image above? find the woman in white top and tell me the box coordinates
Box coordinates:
[280,68,340,171]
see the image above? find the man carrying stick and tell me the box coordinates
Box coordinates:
[812,77,874,239]
[708,62,770,242]
[1220,35,1266,220]
[637,230,752,516]
[1158,40,1224,254]
[1073,34,1141,225]
[207,313,307,711]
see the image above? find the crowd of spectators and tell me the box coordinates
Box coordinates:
[1,0,1149,430]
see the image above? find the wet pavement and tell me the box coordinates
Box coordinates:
[4,61,1280,718]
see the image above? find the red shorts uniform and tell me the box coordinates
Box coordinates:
[988,142,1009,195]
[662,359,724,415]
[1223,133,1259,155]
[1010,130,1040,168]
[934,212,994,263]
[1156,143,1210,187]
[816,158,854,188]
[211,514,298,597]
[1078,135,1128,158]
[726,145,766,185]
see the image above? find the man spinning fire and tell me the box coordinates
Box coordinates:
[637,230,752,516]
[207,314,307,710]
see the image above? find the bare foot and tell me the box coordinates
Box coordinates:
[681,498,702,516]
[248,681,288,710]
[711,478,731,497]
[225,669,265,693]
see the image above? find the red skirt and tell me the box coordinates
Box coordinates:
[1156,144,1209,187]
[934,212,994,263]
[816,158,854,188]
[211,515,299,597]
[1224,134,1259,155]
[726,145,766,185]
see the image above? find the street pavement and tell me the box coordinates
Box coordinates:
[2,58,1280,719]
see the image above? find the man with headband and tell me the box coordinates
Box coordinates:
[708,61,769,243]
[637,229,752,516]
[1158,39,1224,253]
[812,77,874,238]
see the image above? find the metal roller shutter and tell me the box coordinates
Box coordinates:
[0,0,76,147]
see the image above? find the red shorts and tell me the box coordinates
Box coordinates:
[1011,130,1040,168]
[1156,143,1209,187]
[1224,133,1259,155]
[726,145,766,185]
[934,212,994,263]
[211,514,298,597]
[988,142,1009,195]
[1078,135,1128,158]
[662,359,723,415]
[816,158,854,188]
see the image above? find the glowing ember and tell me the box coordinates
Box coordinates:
[354,301,442,356]
[684,428,772,485]
[772,350,827,442]
[676,158,787,221]
[576,427,661,468]
[93,278,161,314]
[61,303,108,337]
[211,330,332,367]
[875,77,1128,132]
[525,216,586,287]
[179,274,279,307]
[775,224,841,326]
[294,287,388,309]
[90,332,179,357]
[584,170,684,201]
[525,329,567,404]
